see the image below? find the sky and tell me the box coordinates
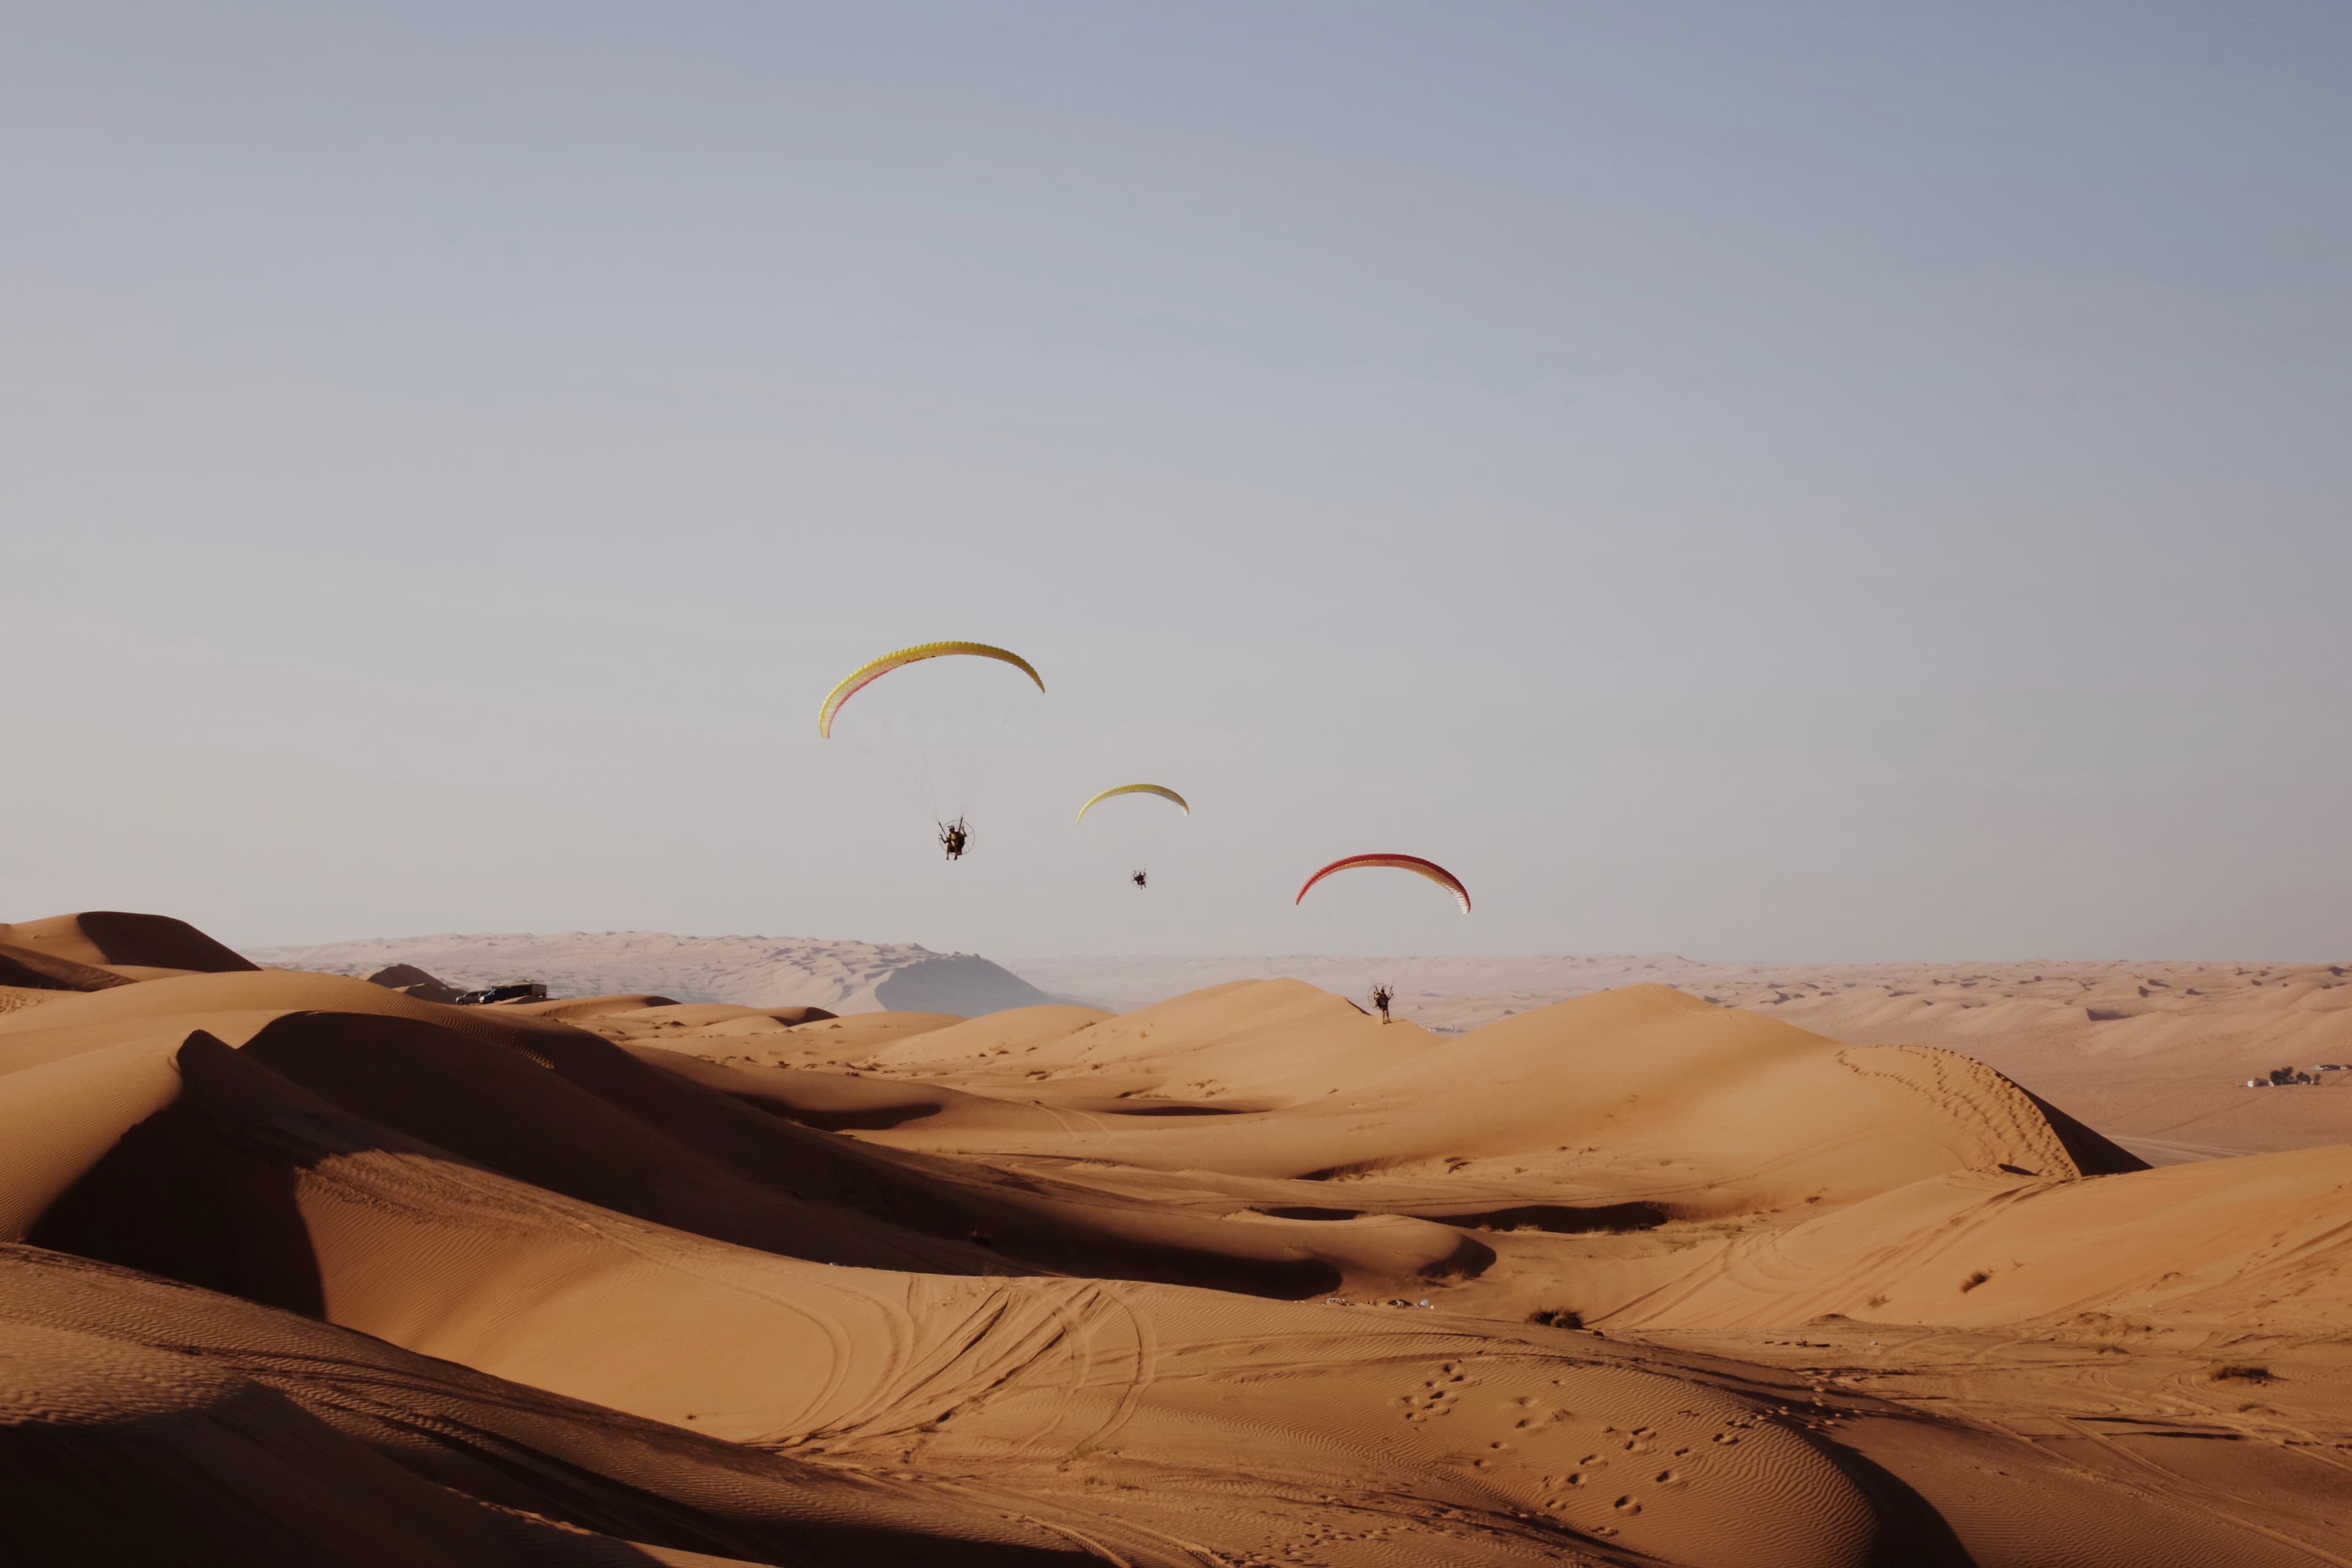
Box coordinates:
[4,1,2348,962]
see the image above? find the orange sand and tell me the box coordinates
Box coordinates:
[3,911,2346,1564]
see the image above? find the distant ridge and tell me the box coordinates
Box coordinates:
[246,931,1063,1017]
[997,953,1721,1020]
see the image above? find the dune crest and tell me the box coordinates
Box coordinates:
[247,930,1066,1016]
[1014,954,2352,1163]
[0,911,258,978]
[5,909,2348,1565]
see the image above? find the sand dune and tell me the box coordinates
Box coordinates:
[1003,953,1725,1015]
[249,930,1065,1016]
[1608,1143,2352,1335]
[0,910,260,978]
[1,1245,1119,1566]
[1016,952,2352,1161]
[5,909,2348,1564]
[832,986,2138,1197]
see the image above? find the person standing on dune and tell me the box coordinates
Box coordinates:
[1371,984,1393,1023]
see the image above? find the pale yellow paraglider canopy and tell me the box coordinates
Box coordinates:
[1075,783,1191,824]
[816,641,1045,738]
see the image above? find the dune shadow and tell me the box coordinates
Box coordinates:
[1806,1421,1978,1568]
[1256,1201,1670,1238]
[769,1102,944,1132]
[1428,1201,1672,1235]
[28,1031,325,1317]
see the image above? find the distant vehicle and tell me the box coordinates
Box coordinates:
[454,982,548,1006]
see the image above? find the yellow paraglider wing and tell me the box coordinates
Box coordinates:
[1075,783,1191,824]
[817,641,1046,738]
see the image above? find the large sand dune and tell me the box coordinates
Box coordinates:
[5,910,2348,1564]
[1014,954,2352,1161]
[250,930,1066,1016]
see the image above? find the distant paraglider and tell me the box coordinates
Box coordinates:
[1075,783,1190,823]
[1294,854,1472,914]
[809,646,1478,920]
[1077,783,1189,889]
[818,641,1044,861]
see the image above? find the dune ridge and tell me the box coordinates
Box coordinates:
[5,909,2348,1564]
[1011,953,2352,1160]
[249,930,1064,1016]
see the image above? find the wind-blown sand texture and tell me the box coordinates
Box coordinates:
[4,911,2348,1564]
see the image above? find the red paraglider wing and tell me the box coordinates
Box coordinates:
[1294,854,1471,914]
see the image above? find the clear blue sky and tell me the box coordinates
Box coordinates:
[6,2,2347,960]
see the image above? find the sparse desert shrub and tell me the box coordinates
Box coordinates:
[1526,1307,1583,1330]
[2211,1363,2273,1384]
[1864,1294,1890,1310]
[1959,1270,1992,1293]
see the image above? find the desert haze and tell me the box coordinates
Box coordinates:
[246,930,1063,1017]
[2,910,2348,1564]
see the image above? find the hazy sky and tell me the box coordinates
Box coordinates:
[6,2,2347,961]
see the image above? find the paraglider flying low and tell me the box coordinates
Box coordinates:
[1294,854,1471,914]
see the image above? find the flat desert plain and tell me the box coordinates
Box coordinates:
[4,912,2349,1564]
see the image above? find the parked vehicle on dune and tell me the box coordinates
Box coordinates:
[453,982,548,1006]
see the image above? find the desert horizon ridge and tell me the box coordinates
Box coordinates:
[17,5,2346,1561]
[255,932,2352,1164]
[6,908,2350,1564]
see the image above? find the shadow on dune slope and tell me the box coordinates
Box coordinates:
[0,1246,1122,1567]
[0,911,259,974]
[32,1017,1464,1301]
[0,943,135,994]
[6,908,2344,1566]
